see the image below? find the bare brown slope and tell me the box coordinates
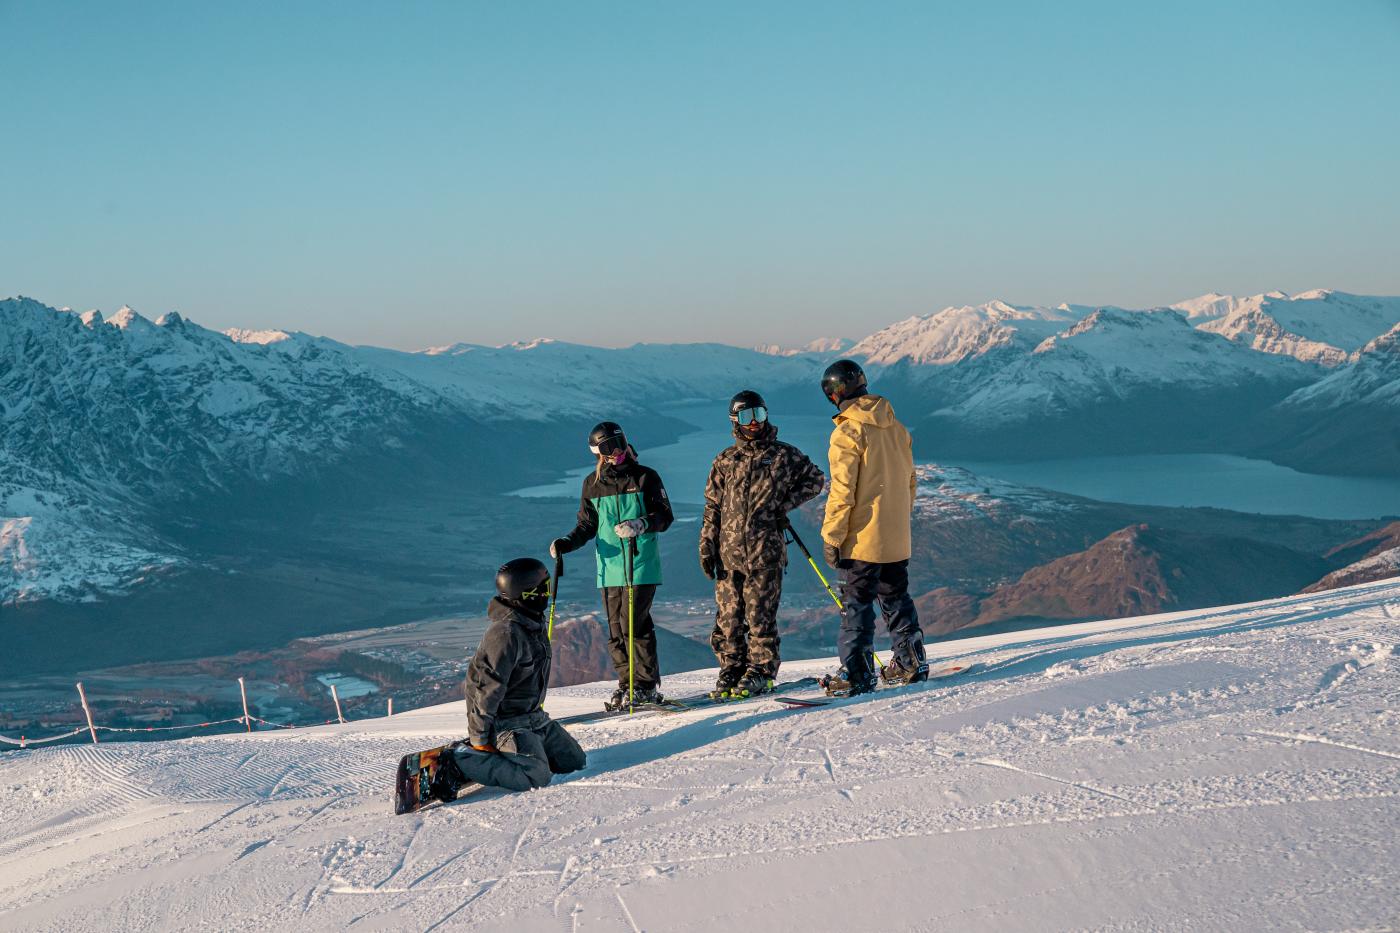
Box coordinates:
[548,616,714,688]
[959,524,1328,630]
[1301,521,1400,593]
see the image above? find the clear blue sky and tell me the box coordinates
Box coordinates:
[3,1,1398,349]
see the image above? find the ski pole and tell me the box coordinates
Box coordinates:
[625,537,637,713]
[547,552,564,642]
[784,521,884,673]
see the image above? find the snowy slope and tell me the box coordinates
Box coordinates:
[849,300,1087,366]
[1194,289,1400,365]
[2,580,1397,931]
[933,307,1308,425]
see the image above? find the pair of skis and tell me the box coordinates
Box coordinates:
[771,662,974,707]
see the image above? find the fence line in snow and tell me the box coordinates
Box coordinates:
[0,682,400,749]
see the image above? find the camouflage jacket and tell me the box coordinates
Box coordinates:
[700,424,826,575]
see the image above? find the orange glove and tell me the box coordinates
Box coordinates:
[472,743,498,753]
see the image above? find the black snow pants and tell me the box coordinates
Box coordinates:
[450,709,586,792]
[837,559,926,681]
[601,583,660,690]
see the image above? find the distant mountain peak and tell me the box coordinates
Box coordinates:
[502,338,558,351]
[108,306,151,329]
[226,328,293,345]
[754,337,853,357]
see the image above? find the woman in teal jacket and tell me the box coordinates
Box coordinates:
[551,421,674,709]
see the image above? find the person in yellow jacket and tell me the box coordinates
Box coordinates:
[818,359,928,696]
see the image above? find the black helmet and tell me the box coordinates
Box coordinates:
[588,421,627,457]
[728,390,768,425]
[495,557,551,612]
[820,359,868,407]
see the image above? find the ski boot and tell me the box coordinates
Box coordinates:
[708,668,743,701]
[879,654,929,686]
[632,686,666,706]
[728,671,776,700]
[605,686,665,711]
[428,744,468,804]
[603,686,628,712]
[820,668,877,698]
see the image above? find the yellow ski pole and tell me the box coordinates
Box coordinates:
[626,537,637,713]
[784,521,884,672]
[547,553,564,642]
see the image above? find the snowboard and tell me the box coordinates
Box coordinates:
[394,741,468,815]
[772,663,976,707]
[394,676,823,813]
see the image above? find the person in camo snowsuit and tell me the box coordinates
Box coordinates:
[551,421,674,710]
[700,390,826,698]
[436,557,587,797]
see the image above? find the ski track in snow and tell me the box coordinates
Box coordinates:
[1,581,1399,931]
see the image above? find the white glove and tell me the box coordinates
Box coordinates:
[613,519,647,539]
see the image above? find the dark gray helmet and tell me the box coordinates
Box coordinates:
[588,421,627,456]
[820,359,867,406]
[495,557,551,611]
[728,390,767,423]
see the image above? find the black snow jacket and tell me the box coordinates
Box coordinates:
[464,598,552,746]
[555,453,674,588]
[700,423,826,575]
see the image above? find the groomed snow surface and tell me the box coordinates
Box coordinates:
[3,581,1398,932]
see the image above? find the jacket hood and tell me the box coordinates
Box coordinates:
[489,596,545,633]
[835,394,896,428]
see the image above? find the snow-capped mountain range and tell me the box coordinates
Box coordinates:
[2,288,1397,605]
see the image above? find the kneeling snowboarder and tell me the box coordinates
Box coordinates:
[434,558,587,799]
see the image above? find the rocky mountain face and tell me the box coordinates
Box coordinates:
[546,615,714,688]
[1254,323,1400,475]
[1301,521,1400,594]
[967,524,1328,627]
[853,289,1398,470]
[0,297,816,606]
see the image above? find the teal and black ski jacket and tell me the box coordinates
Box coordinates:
[557,457,673,588]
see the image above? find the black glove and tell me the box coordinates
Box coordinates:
[550,537,572,560]
[700,550,718,580]
[823,542,843,569]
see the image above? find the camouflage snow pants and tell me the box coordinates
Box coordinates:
[710,567,784,678]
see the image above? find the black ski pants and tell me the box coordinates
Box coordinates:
[450,709,586,792]
[837,559,925,681]
[601,583,660,690]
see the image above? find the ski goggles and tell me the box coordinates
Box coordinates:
[731,406,768,426]
[520,578,552,602]
[590,435,627,456]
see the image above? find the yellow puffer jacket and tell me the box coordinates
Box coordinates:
[821,395,916,563]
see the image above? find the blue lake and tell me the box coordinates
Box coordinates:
[514,401,1400,520]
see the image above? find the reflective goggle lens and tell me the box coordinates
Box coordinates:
[590,436,626,456]
[733,406,768,426]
